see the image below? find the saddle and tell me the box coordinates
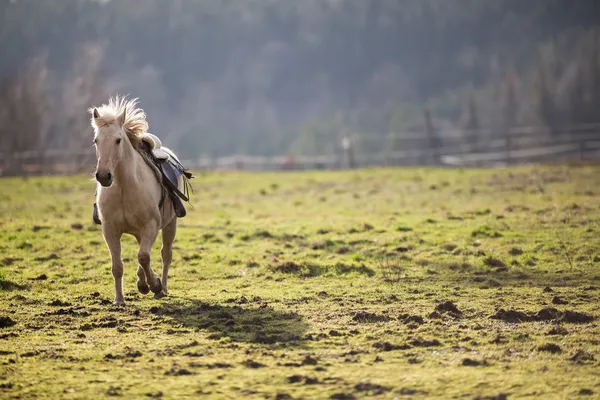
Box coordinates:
[93,133,193,224]
[140,133,194,206]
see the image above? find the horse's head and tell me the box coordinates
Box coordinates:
[92,107,127,187]
[90,96,149,187]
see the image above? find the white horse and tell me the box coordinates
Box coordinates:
[91,96,186,305]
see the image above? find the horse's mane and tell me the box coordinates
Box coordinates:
[89,96,148,147]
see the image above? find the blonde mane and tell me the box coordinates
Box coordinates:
[89,96,148,147]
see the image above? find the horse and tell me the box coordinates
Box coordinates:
[90,96,190,305]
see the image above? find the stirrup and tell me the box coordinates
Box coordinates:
[170,193,186,218]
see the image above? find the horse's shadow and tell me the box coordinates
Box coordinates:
[153,297,309,345]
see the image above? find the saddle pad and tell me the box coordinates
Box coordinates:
[152,148,171,160]
[141,133,162,150]
[141,133,171,160]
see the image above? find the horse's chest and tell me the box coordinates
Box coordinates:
[98,190,158,233]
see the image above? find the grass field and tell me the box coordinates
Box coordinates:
[1,165,599,399]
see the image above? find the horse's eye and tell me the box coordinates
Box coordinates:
[116,138,122,145]
[93,138,97,144]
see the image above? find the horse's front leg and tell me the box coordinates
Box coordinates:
[136,265,150,295]
[137,224,162,295]
[103,227,125,305]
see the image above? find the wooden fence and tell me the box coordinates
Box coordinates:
[1,123,600,176]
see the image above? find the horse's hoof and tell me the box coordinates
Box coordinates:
[154,290,167,300]
[150,278,162,294]
[137,280,150,295]
[113,300,125,306]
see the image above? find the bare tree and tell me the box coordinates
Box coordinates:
[0,55,51,175]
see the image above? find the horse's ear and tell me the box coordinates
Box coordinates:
[93,108,99,119]
[117,108,126,127]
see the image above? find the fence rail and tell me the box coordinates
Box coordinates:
[1,124,600,175]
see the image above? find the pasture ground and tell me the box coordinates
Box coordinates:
[1,165,599,399]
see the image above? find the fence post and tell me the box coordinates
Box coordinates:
[341,134,355,169]
[424,109,440,165]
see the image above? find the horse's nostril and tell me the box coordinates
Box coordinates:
[95,172,100,181]
[107,172,112,181]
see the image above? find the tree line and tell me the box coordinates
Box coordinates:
[0,0,599,166]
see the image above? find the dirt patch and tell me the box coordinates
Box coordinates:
[435,301,461,314]
[551,296,568,305]
[490,307,594,323]
[508,247,523,256]
[330,393,356,400]
[490,309,531,322]
[334,263,375,276]
[104,350,142,360]
[472,225,502,238]
[569,350,595,364]
[352,312,390,323]
[105,386,122,396]
[269,261,374,278]
[372,342,410,351]
[44,307,90,317]
[483,257,506,268]
[538,343,562,353]
[48,299,72,307]
[0,316,15,328]
[462,358,487,366]
[474,395,508,400]
[164,367,193,376]
[410,338,442,347]
[441,243,458,252]
[398,314,425,324]
[398,388,428,396]
[190,362,232,369]
[532,307,562,321]
[310,239,339,250]
[242,359,266,368]
[562,310,594,323]
[302,355,318,365]
[354,382,391,395]
[546,327,569,335]
[34,253,59,262]
[287,375,320,385]
[0,278,28,291]
[2,257,22,266]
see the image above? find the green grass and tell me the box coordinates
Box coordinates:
[1,165,599,399]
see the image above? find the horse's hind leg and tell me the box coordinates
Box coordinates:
[157,218,177,299]
[137,224,162,295]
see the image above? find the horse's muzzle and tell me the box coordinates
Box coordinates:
[96,171,113,187]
